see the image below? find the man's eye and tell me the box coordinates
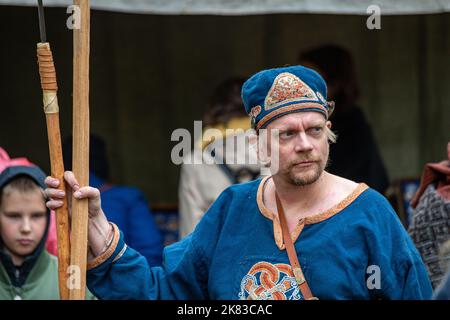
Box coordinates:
[309,127,323,135]
[280,131,295,139]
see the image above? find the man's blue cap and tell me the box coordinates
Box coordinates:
[241,65,334,130]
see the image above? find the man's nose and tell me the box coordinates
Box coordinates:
[293,132,314,152]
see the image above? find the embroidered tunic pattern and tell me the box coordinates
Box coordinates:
[239,261,301,300]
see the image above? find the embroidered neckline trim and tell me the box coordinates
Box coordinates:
[256,176,369,250]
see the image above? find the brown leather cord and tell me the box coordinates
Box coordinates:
[275,192,318,300]
[37,43,58,91]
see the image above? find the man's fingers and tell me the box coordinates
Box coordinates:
[73,186,102,216]
[46,200,64,210]
[45,188,66,200]
[45,176,60,188]
[64,171,80,191]
[73,186,100,200]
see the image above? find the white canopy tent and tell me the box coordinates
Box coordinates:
[1,0,449,15]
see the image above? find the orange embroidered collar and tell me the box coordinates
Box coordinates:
[256,176,369,250]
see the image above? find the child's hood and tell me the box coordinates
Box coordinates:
[0,165,47,191]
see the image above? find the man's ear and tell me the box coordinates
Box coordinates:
[255,130,269,164]
[326,121,332,129]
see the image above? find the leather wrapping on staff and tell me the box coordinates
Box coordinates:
[37,42,58,91]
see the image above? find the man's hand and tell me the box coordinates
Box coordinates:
[45,171,113,257]
[45,171,102,218]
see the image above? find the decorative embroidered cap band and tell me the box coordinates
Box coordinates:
[242,66,333,130]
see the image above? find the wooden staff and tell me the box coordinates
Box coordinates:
[36,0,70,300]
[70,0,90,300]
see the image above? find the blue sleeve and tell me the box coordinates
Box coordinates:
[125,190,164,267]
[364,191,433,299]
[87,232,207,299]
[87,189,232,300]
[87,230,152,299]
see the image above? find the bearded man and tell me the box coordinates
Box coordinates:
[44,66,432,300]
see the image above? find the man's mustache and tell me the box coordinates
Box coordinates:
[289,156,320,167]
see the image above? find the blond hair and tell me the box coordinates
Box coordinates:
[326,126,337,143]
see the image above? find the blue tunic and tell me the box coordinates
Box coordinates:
[87,177,432,300]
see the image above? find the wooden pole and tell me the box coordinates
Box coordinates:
[70,0,90,300]
[37,42,71,300]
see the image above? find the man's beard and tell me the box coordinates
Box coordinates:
[283,157,328,187]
